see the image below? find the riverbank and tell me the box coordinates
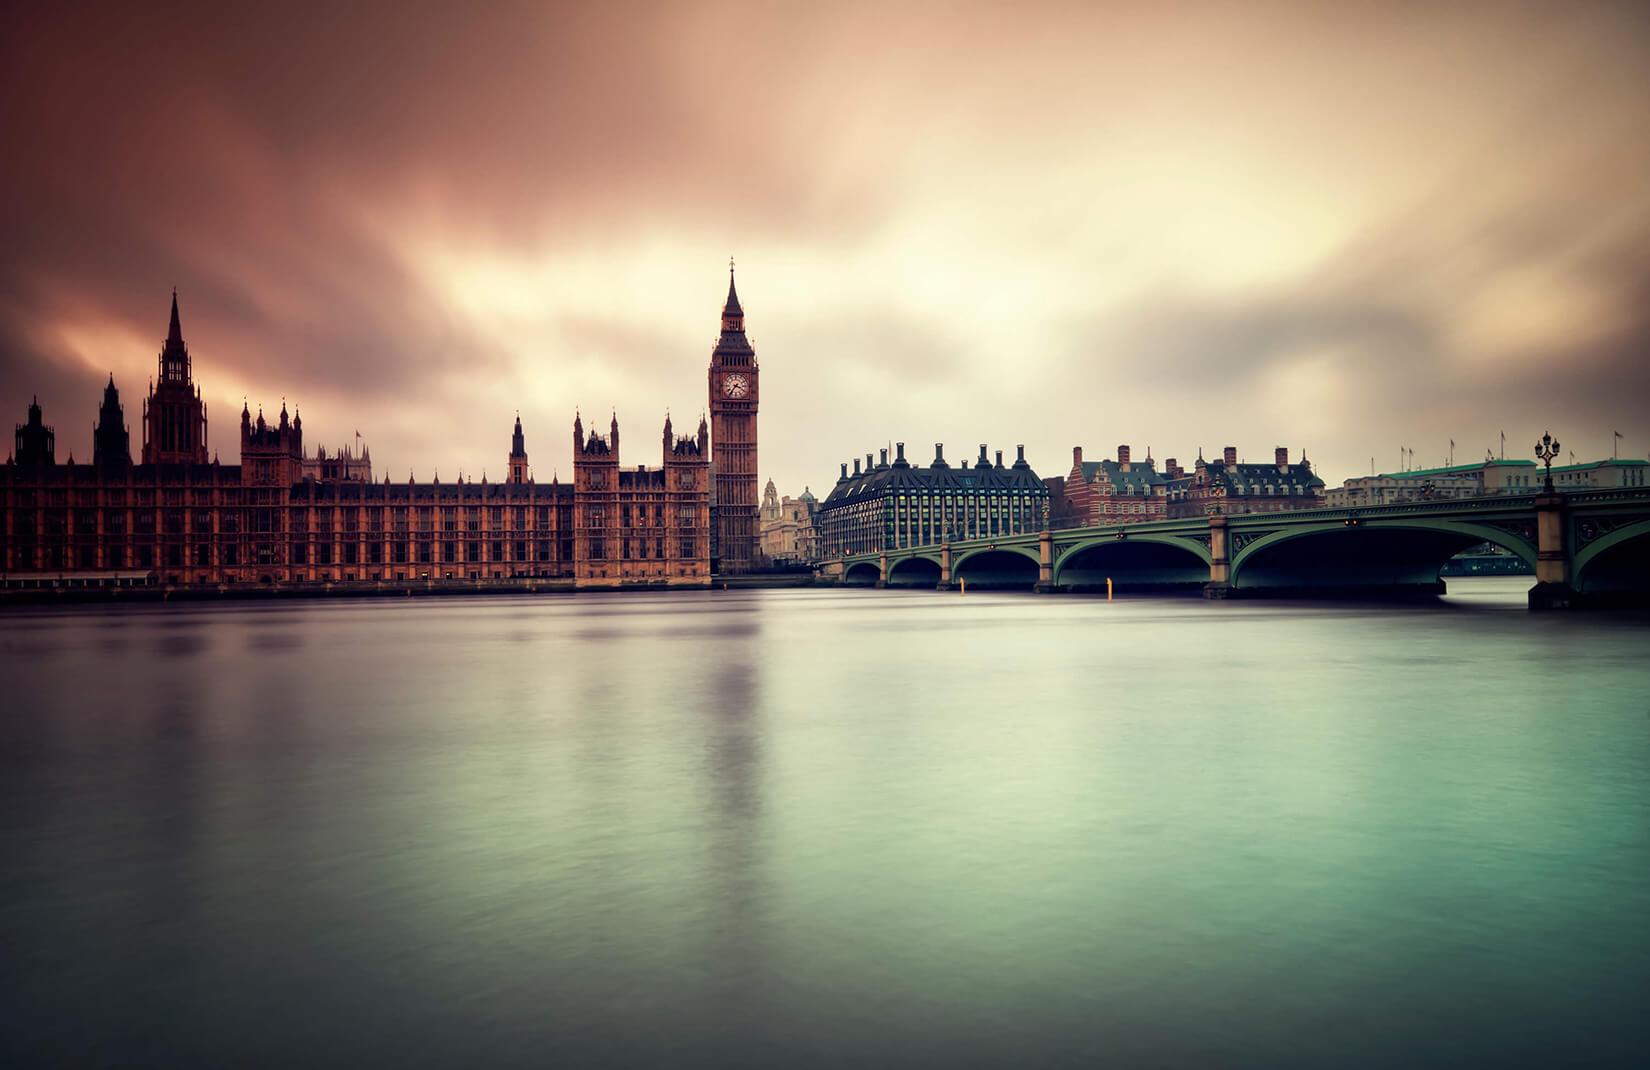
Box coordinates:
[0,571,821,606]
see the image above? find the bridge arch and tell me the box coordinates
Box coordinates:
[1052,535,1210,591]
[843,560,882,586]
[952,546,1040,590]
[886,555,943,587]
[1573,518,1650,599]
[1229,519,1538,594]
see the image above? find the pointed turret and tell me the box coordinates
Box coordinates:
[167,288,183,345]
[722,260,744,328]
[94,374,131,472]
[508,412,529,484]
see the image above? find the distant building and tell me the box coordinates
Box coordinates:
[1164,446,1326,517]
[1323,457,1647,507]
[1053,443,1324,522]
[1547,458,1649,490]
[302,442,373,483]
[2,292,711,589]
[758,479,820,565]
[818,442,1049,556]
[1059,445,1168,526]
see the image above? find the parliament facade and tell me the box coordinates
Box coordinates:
[0,284,759,591]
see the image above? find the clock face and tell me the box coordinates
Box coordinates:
[722,373,750,399]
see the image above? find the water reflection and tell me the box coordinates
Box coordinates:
[0,582,1647,1066]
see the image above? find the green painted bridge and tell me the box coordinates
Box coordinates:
[817,487,1650,609]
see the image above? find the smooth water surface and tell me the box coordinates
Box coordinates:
[3,579,1648,1067]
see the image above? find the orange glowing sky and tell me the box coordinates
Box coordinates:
[3,1,1648,489]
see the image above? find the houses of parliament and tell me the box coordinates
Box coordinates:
[0,271,761,590]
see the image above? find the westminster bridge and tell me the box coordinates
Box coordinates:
[817,487,1650,609]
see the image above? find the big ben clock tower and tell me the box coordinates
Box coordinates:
[709,260,759,574]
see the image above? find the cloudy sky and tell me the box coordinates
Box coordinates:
[3,1,1647,490]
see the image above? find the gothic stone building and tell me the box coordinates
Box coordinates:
[708,264,759,574]
[758,479,820,565]
[2,293,711,590]
[818,442,1050,557]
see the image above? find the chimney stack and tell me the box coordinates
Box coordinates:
[1073,445,1083,467]
[1016,445,1026,465]
[840,462,848,480]
[1275,446,1289,471]
[895,442,906,464]
[1118,444,1131,468]
[1223,445,1238,467]
[853,458,861,476]
[1165,457,1182,479]
[978,443,990,467]
[995,449,1004,468]
[879,447,888,468]
[933,443,946,466]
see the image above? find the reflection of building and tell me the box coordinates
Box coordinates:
[818,442,1049,556]
[1,293,710,589]
[709,265,759,574]
[758,479,819,565]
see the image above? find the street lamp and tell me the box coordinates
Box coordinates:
[1535,431,1561,493]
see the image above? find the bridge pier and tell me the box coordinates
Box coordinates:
[1202,514,1231,599]
[876,551,889,589]
[1528,493,1575,610]
[1035,530,1054,593]
[935,543,954,591]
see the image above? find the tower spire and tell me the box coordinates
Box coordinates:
[168,287,183,344]
[722,257,743,321]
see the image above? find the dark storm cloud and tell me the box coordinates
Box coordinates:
[2,1,1648,484]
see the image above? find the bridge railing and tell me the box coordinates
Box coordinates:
[825,485,1650,563]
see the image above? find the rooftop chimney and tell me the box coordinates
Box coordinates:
[978,443,990,467]
[1118,444,1131,468]
[995,449,1004,468]
[1223,445,1238,467]
[853,458,861,476]
[1165,457,1182,479]
[1073,445,1083,467]
[840,462,848,480]
[879,448,888,468]
[895,442,907,465]
[933,443,947,467]
[1275,446,1289,471]
[1016,445,1027,466]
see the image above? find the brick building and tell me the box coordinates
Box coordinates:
[1166,446,1325,517]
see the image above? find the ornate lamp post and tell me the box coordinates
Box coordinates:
[1535,431,1561,493]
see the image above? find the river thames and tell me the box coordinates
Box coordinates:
[2,579,1647,1066]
